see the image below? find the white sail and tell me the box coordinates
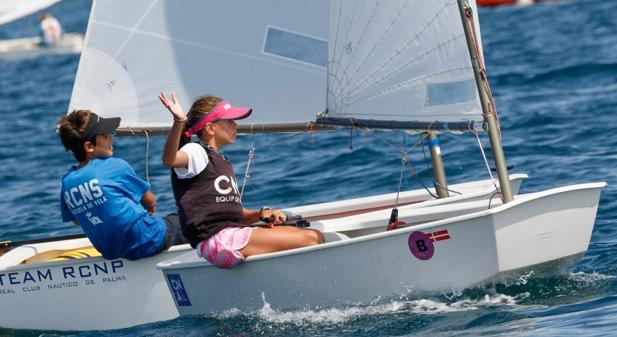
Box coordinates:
[70,0,486,131]
[326,0,485,130]
[0,0,61,26]
[69,0,328,129]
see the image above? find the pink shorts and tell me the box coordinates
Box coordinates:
[197,227,254,269]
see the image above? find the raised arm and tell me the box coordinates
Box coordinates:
[159,91,189,168]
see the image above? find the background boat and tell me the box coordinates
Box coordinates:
[1,0,617,336]
[0,32,83,61]
[0,0,84,61]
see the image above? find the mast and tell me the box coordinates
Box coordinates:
[457,0,513,203]
[426,132,449,198]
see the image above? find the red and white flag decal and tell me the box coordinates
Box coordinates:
[427,229,450,242]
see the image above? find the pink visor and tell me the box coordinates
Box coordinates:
[184,100,252,137]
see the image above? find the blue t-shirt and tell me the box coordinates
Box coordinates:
[60,157,166,260]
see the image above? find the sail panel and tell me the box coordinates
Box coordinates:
[69,0,329,129]
[326,0,485,129]
[0,0,61,26]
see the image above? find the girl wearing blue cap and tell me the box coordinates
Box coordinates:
[57,110,187,260]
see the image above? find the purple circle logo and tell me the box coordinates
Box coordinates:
[408,231,434,260]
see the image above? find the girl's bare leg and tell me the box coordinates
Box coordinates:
[240,226,324,257]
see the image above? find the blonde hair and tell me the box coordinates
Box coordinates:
[179,95,223,148]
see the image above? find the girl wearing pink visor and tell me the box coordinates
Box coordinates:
[159,92,324,269]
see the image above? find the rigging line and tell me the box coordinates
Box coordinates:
[364,128,425,158]
[144,130,150,184]
[362,128,438,198]
[358,128,405,152]
[433,180,463,195]
[343,66,470,108]
[337,1,381,87]
[239,146,255,201]
[402,133,440,199]
[343,2,455,97]
[327,70,348,114]
[345,34,464,99]
[237,131,307,198]
[329,0,346,79]
[125,126,150,183]
[488,191,503,209]
[474,131,499,191]
[406,157,439,199]
[337,0,359,66]
[358,128,440,199]
[112,0,158,58]
[342,0,412,89]
[328,0,361,105]
[419,135,431,170]
[331,0,360,79]
[394,130,416,204]
[463,2,501,132]
[394,151,407,208]
[348,123,354,150]
[126,126,137,136]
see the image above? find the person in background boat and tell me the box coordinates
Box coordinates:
[159,92,325,269]
[57,110,188,260]
[39,12,62,47]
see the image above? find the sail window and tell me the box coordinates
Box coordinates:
[426,80,476,106]
[263,26,327,67]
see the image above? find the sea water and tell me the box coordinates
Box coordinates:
[1,0,617,336]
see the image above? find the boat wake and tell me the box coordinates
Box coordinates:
[209,272,613,327]
[212,293,517,326]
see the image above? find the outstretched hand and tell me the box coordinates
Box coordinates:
[158,91,186,121]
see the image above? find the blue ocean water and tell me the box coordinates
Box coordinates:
[1,0,617,336]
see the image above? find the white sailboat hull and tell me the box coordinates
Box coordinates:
[0,175,525,331]
[0,33,83,60]
[0,245,189,331]
[158,183,605,315]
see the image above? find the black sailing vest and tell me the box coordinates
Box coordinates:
[171,143,243,247]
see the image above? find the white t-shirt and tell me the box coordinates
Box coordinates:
[174,143,209,179]
[40,17,62,45]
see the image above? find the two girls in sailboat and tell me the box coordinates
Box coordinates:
[159,92,324,269]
